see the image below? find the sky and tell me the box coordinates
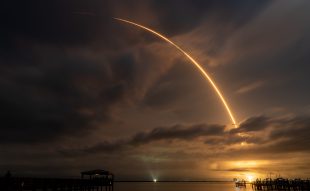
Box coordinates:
[1,0,310,180]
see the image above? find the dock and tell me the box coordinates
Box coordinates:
[251,178,310,191]
[0,169,114,191]
[235,180,247,187]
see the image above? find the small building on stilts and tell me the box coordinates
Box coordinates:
[81,169,114,191]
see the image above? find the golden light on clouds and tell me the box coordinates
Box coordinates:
[229,160,264,168]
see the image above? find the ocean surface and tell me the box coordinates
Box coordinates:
[114,182,252,191]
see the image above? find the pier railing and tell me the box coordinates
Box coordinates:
[251,178,310,191]
[0,176,114,191]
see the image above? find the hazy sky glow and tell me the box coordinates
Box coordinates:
[1,0,310,180]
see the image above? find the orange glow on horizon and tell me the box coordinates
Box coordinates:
[114,18,238,128]
[246,174,254,182]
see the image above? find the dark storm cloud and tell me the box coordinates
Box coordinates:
[0,1,140,143]
[61,114,310,156]
[0,0,270,144]
[215,168,251,172]
[225,115,310,156]
[60,123,225,156]
[152,0,270,36]
[266,116,310,153]
[204,132,265,146]
[202,114,310,155]
[0,1,122,144]
[0,0,270,48]
[231,115,271,133]
[130,123,224,145]
[1,0,310,178]
[57,114,310,174]
[142,60,200,108]
[0,51,126,143]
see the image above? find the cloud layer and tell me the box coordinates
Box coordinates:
[1,0,310,180]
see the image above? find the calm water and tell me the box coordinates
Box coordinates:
[115,182,252,191]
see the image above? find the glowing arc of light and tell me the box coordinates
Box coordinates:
[114,18,237,128]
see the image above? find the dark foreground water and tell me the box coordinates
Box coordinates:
[115,182,252,191]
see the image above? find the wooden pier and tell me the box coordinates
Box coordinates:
[251,178,310,191]
[235,180,247,187]
[1,169,114,191]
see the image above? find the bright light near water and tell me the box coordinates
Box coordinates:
[246,175,254,182]
[153,179,157,182]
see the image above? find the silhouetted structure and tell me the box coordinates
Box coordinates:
[81,169,114,191]
[235,179,247,187]
[0,169,114,191]
[252,178,310,191]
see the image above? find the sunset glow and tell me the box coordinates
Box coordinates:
[246,174,254,182]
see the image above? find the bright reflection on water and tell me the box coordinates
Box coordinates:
[115,182,252,191]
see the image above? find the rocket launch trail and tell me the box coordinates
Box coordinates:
[114,18,237,128]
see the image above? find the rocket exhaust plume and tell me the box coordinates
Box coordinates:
[114,18,237,128]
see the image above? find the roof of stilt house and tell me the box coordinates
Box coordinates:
[81,169,113,176]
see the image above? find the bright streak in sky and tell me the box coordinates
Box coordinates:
[114,18,238,128]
